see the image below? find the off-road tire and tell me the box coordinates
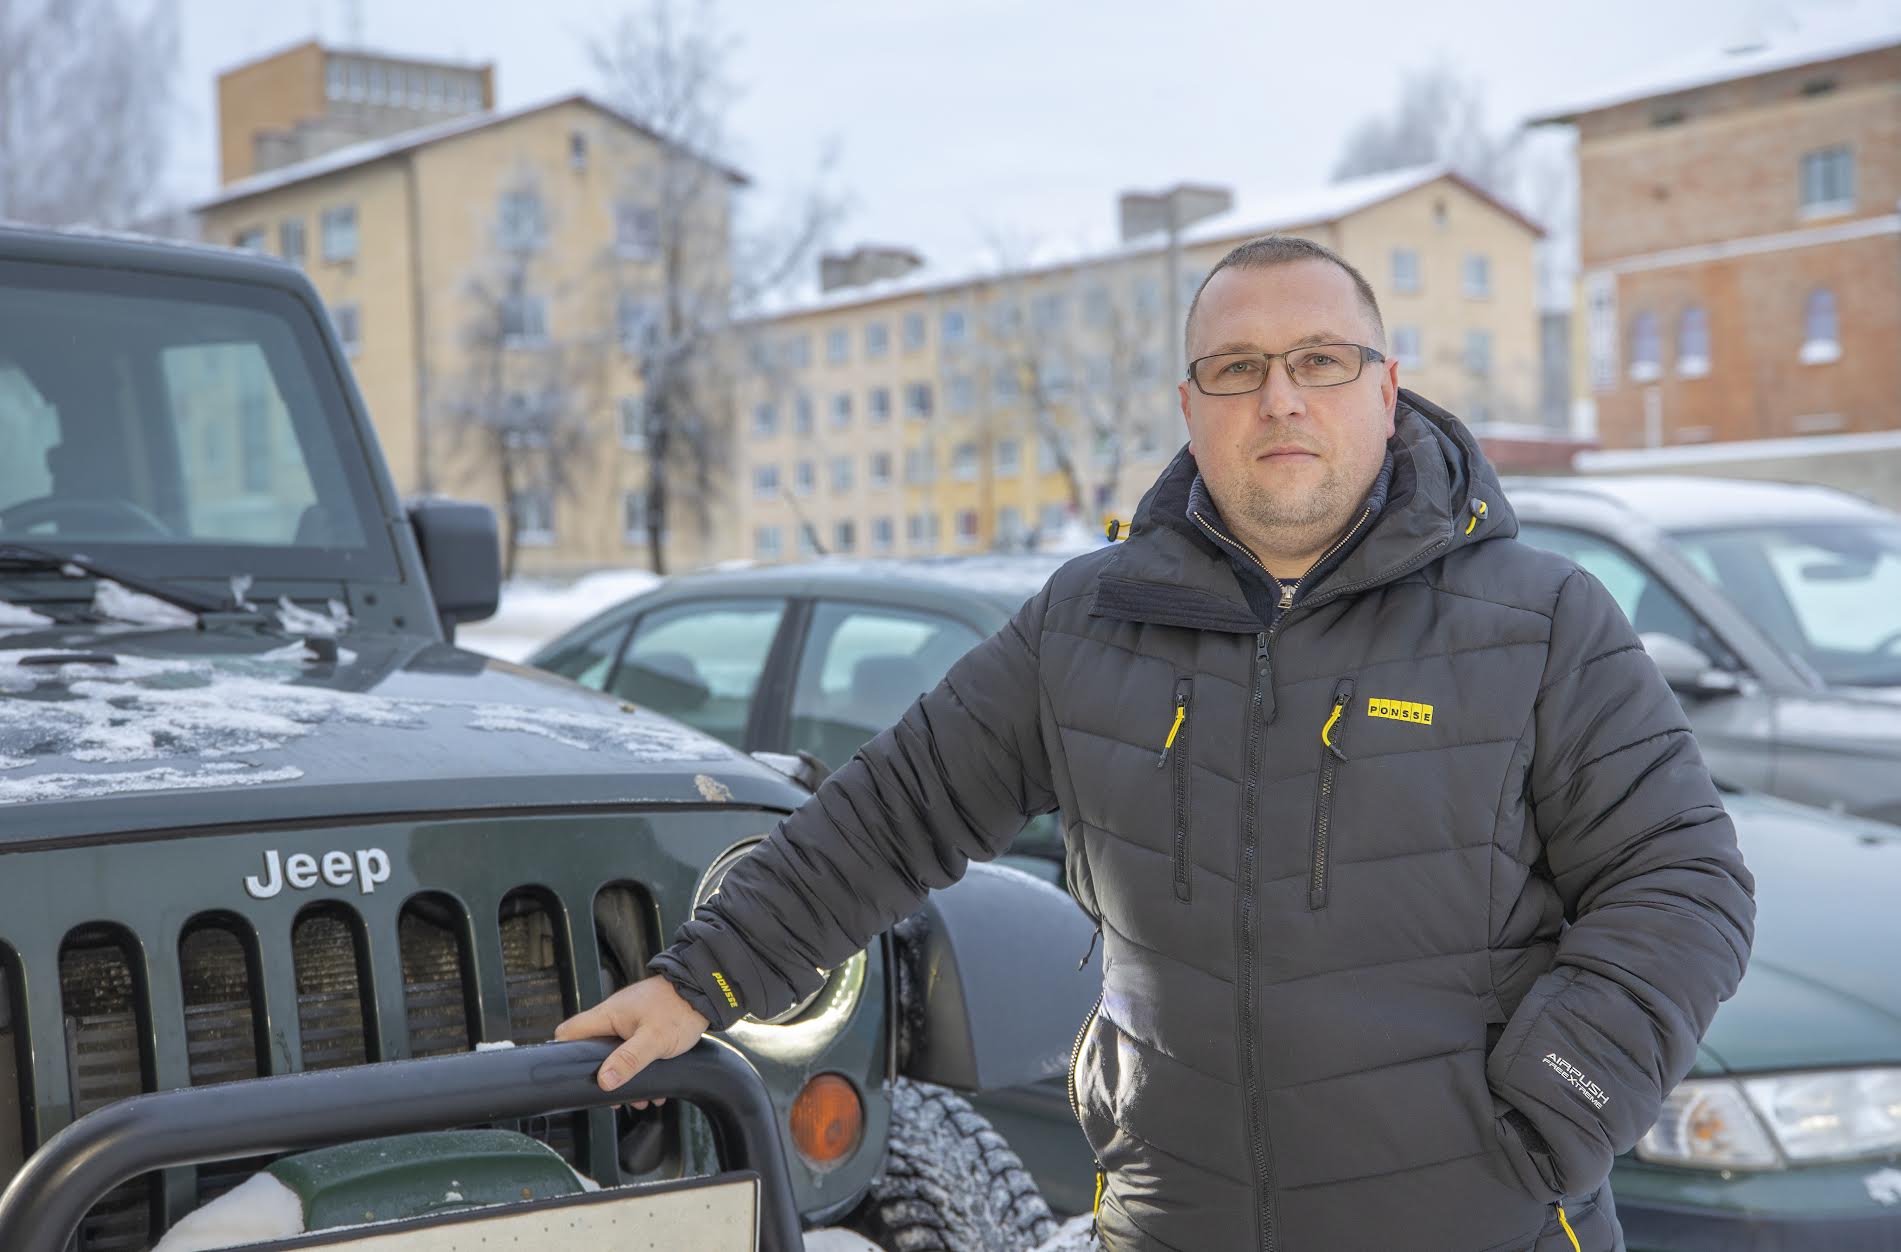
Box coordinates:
[849,1078,1060,1252]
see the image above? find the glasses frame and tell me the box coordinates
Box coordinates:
[1185,342,1387,395]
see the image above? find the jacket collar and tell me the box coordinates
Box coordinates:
[1089,390,1514,632]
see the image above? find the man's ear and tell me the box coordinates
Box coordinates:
[1379,355,1399,437]
[1178,381,1196,455]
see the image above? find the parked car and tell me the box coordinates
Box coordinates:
[0,225,1094,1252]
[1508,474,1901,825]
[530,546,1901,1248]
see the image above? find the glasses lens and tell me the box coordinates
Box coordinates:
[1287,345,1362,387]
[1196,353,1268,394]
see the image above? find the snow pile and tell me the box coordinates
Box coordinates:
[459,568,664,662]
[0,762,306,804]
[93,579,197,628]
[277,595,353,638]
[0,601,52,629]
[468,705,731,762]
[150,1172,304,1252]
[1033,1216,1099,1251]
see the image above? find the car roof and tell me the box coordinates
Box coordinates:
[1504,474,1893,532]
[0,222,311,294]
[663,552,1082,607]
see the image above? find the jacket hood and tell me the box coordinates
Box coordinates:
[1101,390,1514,629]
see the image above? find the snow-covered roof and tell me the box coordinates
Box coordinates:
[194,92,748,212]
[1529,2,1901,123]
[750,163,1538,321]
[1508,472,1893,531]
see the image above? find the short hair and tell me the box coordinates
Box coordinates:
[1183,234,1385,362]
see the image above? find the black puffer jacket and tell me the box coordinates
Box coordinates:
[654,394,1756,1251]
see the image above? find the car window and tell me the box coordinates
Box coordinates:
[788,602,982,771]
[610,599,786,746]
[534,616,631,689]
[1518,523,1727,662]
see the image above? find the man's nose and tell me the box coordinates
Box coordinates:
[1256,357,1306,421]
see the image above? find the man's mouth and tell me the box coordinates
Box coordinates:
[1256,446,1317,461]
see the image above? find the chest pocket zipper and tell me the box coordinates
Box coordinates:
[1158,679,1192,902]
[1310,678,1354,910]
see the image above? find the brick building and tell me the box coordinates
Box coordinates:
[1533,16,1900,449]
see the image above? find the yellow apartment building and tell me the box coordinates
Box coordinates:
[737,165,1544,565]
[197,44,745,577]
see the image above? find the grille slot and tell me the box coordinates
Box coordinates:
[293,909,372,1072]
[400,896,473,1057]
[180,919,268,1206]
[60,927,153,1252]
[0,955,25,1195]
[500,891,576,1165]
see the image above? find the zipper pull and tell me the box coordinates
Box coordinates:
[1321,692,1350,761]
[1278,582,1296,612]
[1155,693,1188,768]
[1077,923,1102,971]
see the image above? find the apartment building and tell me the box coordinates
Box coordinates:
[1534,16,1900,448]
[737,165,1544,564]
[197,44,745,576]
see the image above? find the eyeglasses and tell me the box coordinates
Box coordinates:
[1186,343,1385,395]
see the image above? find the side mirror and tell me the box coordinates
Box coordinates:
[1641,633,1743,698]
[408,499,501,639]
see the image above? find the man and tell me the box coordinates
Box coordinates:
[558,236,1755,1251]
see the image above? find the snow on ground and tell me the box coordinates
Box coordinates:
[458,568,665,663]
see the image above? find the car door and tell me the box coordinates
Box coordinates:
[1517,522,1779,794]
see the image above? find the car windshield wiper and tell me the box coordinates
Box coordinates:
[0,543,229,618]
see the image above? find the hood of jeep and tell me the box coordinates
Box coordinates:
[0,628,801,842]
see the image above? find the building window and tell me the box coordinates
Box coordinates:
[278,218,306,265]
[904,447,934,485]
[1462,254,1491,299]
[1801,288,1841,364]
[868,387,892,424]
[829,393,852,428]
[367,63,386,105]
[1392,249,1421,294]
[614,202,660,259]
[1042,359,1074,399]
[319,206,358,263]
[998,507,1024,546]
[511,489,554,546]
[1038,437,1061,474]
[752,403,778,438]
[946,373,975,414]
[755,525,783,561]
[1133,278,1163,320]
[622,491,650,544]
[346,60,367,102]
[1585,273,1618,391]
[902,311,927,351]
[426,72,445,109]
[1031,293,1066,331]
[1799,146,1855,217]
[233,227,266,253]
[865,321,890,358]
[1083,285,1113,326]
[501,293,549,347]
[569,130,589,171]
[990,302,1023,338]
[497,188,545,251]
[952,442,980,481]
[834,520,857,553]
[329,303,361,356]
[793,460,816,495]
[1677,307,1710,378]
[940,308,968,345]
[753,464,780,499]
[955,509,980,548]
[793,392,815,436]
[904,382,934,420]
[830,455,854,492]
[1464,329,1493,376]
[869,451,893,488]
[907,512,939,550]
[326,58,346,100]
[779,335,812,370]
[996,438,1021,477]
[1039,502,1067,536]
[826,327,850,365]
[1393,325,1422,370]
[619,396,648,450]
[1628,312,1661,382]
[617,295,659,352]
[871,516,895,553]
[992,367,1021,405]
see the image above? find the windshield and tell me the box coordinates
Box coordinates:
[1671,521,1901,688]
[0,256,393,583]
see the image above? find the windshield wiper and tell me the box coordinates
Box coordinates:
[0,543,228,618]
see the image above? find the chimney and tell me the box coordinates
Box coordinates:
[1117,183,1234,243]
[819,245,925,293]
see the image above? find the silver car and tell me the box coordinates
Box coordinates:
[1508,474,1901,824]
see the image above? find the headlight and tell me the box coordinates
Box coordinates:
[693,838,833,1026]
[1635,1069,1901,1169]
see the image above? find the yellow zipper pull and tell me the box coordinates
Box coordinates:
[1321,694,1349,760]
[1555,1203,1581,1251]
[1156,694,1187,768]
[1464,498,1489,536]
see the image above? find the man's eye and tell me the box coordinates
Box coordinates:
[1302,353,1337,368]
[1222,360,1258,374]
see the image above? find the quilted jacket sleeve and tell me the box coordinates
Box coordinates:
[1487,566,1756,1199]
[649,585,1058,1028]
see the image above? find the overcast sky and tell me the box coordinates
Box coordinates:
[169,0,1880,271]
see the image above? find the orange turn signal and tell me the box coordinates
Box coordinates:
[789,1073,863,1167]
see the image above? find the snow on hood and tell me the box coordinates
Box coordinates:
[92,578,199,628]
[276,595,353,637]
[468,705,730,760]
[0,762,308,804]
[0,601,52,629]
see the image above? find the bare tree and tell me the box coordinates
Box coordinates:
[441,171,603,580]
[591,0,840,573]
[1332,63,1519,195]
[0,0,177,227]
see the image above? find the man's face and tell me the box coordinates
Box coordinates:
[1178,260,1398,547]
